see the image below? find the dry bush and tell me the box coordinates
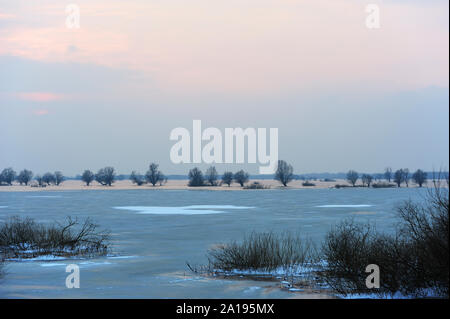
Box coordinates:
[0,216,110,259]
[206,232,315,272]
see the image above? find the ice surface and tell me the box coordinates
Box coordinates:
[113,205,254,215]
[316,204,373,208]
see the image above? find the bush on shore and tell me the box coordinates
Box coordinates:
[371,182,396,188]
[205,232,315,273]
[302,181,315,187]
[243,182,270,189]
[0,216,110,259]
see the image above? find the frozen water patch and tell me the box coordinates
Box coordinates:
[107,255,137,260]
[316,204,373,208]
[289,288,304,292]
[8,255,68,262]
[243,286,261,293]
[40,263,67,267]
[39,261,114,268]
[26,195,63,198]
[168,276,205,284]
[113,205,254,215]
[78,261,113,267]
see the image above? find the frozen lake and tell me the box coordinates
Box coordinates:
[0,187,427,298]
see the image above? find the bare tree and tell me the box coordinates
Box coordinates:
[234,170,249,187]
[188,167,205,186]
[81,170,95,186]
[54,171,64,186]
[0,168,16,185]
[95,167,116,186]
[205,166,219,186]
[403,168,410,187]
[346,170,359,187]
[42,172,56,185]
[274,160,294,187]
[222,172,233,187]
[158,174,167,186]
[412,169,427,187]
[35,175,44,187]
[384,167,392,182]
[394,169,404,187]
[17,169,33,186]
[130,171,145,186]
[145,163,164,186]
[361,174,373,187]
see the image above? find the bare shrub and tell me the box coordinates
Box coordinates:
[243,182,270,189]
[371,182,396,188]
[394,174,449,297]
[302,181,315,187]
[206,232,315,273]
[0,216,110,259]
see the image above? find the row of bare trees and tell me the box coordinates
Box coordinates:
[0,163,436,189]
[80,164,167,187]
[187,167,250,187]
[187,160,294,188]
[0,168,64,187]
[347,168,429,187]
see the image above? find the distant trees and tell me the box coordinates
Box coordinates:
[188,167,205,187]
[0,168,16,185]
[95,167,116,186]
[158,173,167,186]
[346,170,359,187]
[403,168,410,187]
[205,166,219,186]
[42,172,56,185]
[130,171,145,186]
[81,170,95,186]
[36,171,64,186]
[222,172,233,187]
[274,160,294,187]
[234,170,249,187]
[384,167,392,182]
[54,171,64,186]
[394,169,404,187]
[145,163,165,186]
[17,169,33,186]
[361,174,373,187]
[412,169,427,187]
[35,175,44,187]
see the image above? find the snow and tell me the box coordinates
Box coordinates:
[316,204,373,208]
[113,205,254,215]
[26,195,63,198]
[243,286,261,293]
[341,288,441,299]
[106,255,137,259]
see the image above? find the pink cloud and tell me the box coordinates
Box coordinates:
[16,92,64,102]
[32,109,49,116]
[0,12,16,20]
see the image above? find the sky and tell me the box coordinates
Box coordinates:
[0,0,448,175]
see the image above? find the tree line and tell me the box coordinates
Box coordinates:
[346,167,428,188]
[0,161,434,188]
[0,168,64,187]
